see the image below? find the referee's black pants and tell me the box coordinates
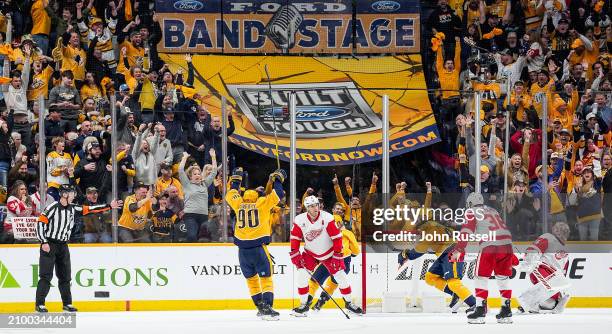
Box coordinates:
[35,241,72,306]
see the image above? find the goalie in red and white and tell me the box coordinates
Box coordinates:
[517,222,571,314]
[289,195,363,316]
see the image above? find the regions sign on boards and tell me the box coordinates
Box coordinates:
[159,54,439,166]
[155,0,420,54]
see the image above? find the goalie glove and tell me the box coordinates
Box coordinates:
[231,167,244,183]
[270,169,287,183]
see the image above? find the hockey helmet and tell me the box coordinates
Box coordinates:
[466,192,484,208]
[243,190,259,203]
[59,184,76,196]
[304,195,319,208]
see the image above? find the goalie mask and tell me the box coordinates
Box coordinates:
[552,222,570,244]
[243,190,259,203]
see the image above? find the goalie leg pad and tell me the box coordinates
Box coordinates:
[518,280,560,313]
[550,292,570,314]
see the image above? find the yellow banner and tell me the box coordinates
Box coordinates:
[160,54,439,165]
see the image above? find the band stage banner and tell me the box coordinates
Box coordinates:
[155,0,420,54]
[160,53,439,166]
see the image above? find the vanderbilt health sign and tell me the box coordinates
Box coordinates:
[155,0,420,54]
[0,245,610,309]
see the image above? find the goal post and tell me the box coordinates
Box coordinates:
[357,246,451,314]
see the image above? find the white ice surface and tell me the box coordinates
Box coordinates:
[5,308,612,334]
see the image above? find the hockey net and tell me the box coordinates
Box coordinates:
[356,245,478,313]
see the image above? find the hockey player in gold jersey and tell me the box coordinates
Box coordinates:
[225,167,286,321]
[398,219,477,313]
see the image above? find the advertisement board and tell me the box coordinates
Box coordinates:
[155,0,420,54]
[0,244,610,311]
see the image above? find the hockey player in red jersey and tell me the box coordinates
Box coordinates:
[450,193,515,324]
[289,195,363,316]
[518,222,571,314]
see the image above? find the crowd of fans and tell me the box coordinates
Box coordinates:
[0,0,238,243]
[0,0,610,244]
[423,0,612,241]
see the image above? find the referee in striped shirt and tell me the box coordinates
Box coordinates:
[35,184,122,313]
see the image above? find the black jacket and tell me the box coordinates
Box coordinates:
[74,147,111,198]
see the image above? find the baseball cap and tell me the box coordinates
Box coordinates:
[550,152,561,159]
[119,84,130,92]
[480,165,490,174]
[558,17,569,24]
[560,128,571,135]
[86,186,98,194]
[496,110,505,117]
[553,117,562,123]
[586,112,597,119]
[86,141,100,151]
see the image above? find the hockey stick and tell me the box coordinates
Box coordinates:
[304,268,351,319]
[264,64,281,170]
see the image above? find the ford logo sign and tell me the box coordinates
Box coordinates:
[371,0,401,13]
[265,107,350,121]
[173,0,204,12]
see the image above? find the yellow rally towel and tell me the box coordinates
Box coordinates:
[0,43,14,56]
[431,38,441,52]
[125,0,133,21]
